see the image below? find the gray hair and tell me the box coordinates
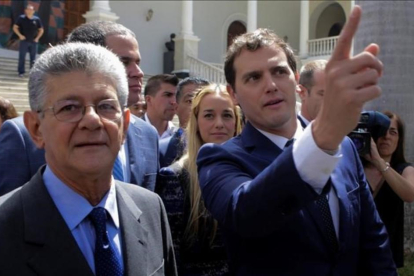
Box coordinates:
[28,43,128,111]
[176,77,210,102]
[299,59,327,93]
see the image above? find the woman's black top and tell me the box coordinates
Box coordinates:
[157,163,229,275]
[374,162,412,268]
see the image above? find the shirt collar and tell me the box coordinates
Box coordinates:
[43,166,120,231]
[256,119,303,149]
[298,112,310,126]
[145,113,176,139]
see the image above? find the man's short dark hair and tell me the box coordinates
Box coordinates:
[299,60,327,93]
[176,77,210,102]
[224,28,297,91]
[144,74,179,97]
[67,21,136,47]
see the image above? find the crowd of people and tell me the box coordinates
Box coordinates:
[0,4,413,276]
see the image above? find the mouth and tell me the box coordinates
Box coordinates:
[75,142,106,148]
[129,84,142,90]
[211,133,228,136]
[264,98,284,107]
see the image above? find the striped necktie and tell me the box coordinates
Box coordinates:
[112,157,124,181]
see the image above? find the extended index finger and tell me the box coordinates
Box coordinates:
[331,5,362,61]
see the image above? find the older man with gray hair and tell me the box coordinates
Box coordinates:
[0,43,176,276]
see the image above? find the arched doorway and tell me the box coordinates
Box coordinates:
[315,3,346,39]
[328,23,342,37]
[227,21,246,48]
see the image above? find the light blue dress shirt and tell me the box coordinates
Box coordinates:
[43,166,124,273]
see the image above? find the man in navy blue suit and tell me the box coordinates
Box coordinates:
[0,21,159,195]
[197,6,396,275]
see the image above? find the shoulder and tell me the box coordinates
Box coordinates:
[128,115,158,138]
[0,117,29,146]
[117,182,163,211]
[197,136,242,164]
[0,187,23,221]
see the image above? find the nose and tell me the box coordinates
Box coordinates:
[78,105,103,130]
[214,117,224,129]
[129,63,144,79]
[264,73,278,93]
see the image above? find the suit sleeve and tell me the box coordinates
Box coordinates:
[0,119,32,195]
[197,143,319,238]
[349,141,397,275]
[157,194,178,276]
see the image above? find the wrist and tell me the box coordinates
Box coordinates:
[380,161,390,173]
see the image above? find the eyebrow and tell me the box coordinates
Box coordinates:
[120,56,140,63]
[241,70,261,81]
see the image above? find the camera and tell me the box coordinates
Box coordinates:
[348,111,390,156]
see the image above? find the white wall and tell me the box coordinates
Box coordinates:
[257,1,301,55]
[193,1,246,64]
[110,1,181,75]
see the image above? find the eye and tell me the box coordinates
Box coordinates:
[185,99,193,104]
[274,68,288,75]
[223,112,234,119]
[98,101,118,112]
[204,113,213,119]
[246,73,260,83]
[56,103,81,114]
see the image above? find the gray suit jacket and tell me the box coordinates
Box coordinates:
[0,167,177,276]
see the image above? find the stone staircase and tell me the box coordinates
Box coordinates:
[0,56,31,115]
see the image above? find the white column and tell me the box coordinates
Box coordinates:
[247,0,257,32]
[181,1,194,36]
[174,0,200,74]
[299,0,309,59]
[83,0,119,22]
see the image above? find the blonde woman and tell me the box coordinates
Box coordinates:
[157,84,242,275]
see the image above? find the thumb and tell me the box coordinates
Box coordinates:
[364,43,380,57]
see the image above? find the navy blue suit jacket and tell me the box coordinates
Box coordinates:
[159,128,185,168]
[197,122,396,275]
[0,115,159,195]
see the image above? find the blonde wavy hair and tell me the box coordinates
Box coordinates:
[177,83,242,244]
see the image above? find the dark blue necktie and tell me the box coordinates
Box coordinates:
[89,207,123,276]
[284,138,295,149]
[316,183,339,253]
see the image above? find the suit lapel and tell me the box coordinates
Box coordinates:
[116,183,148,276]
[127,116,144,186]
[22,169,93,276]
[241,122,283,163]
[331,168,352,253]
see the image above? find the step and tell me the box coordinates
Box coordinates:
[0,80,28,87]
[5,98,29,106]
[0,86,28,92]
[0,91,28,98]
[0,75,29,82]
